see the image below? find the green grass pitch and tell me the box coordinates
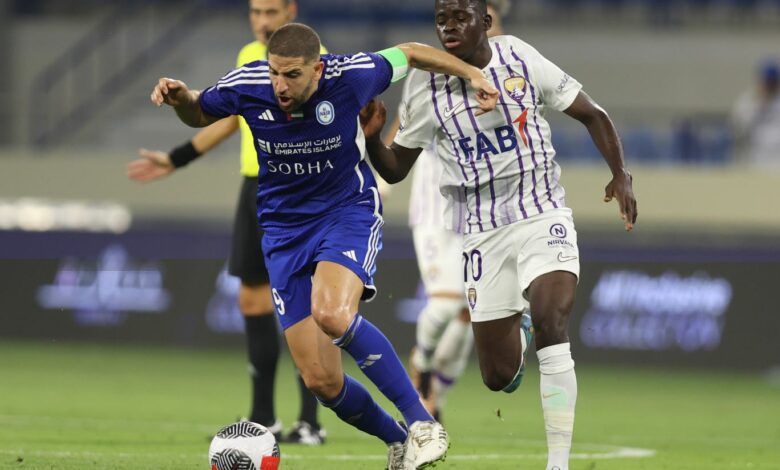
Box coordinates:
[1,341,778,469]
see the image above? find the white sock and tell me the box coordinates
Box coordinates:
[431,317,473,408]
[537,343,577,470]
[412,297,463,371]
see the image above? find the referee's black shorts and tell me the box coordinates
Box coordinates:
[228,176,270,285]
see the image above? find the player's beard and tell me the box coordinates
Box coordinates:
[278,80,317,112]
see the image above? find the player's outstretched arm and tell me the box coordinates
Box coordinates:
[150,77,221,128]
[361,98,422,184]
[127,117,239,182]
[564,91,637,231]
[393,43,499,114]
[127,148,175,182]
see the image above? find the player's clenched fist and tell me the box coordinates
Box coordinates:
[150,78,191,107]
[471,76,500,115]
[359,98,387,140]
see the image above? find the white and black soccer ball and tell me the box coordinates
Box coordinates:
[208,422,281,470]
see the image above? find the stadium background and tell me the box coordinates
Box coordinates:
[1,1,779,468]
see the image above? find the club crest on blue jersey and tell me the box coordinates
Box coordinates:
[316,101,335,125]
[503,76,527,105]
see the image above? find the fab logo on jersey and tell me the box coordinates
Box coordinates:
[458,126,519,163]
[316,101,335,125]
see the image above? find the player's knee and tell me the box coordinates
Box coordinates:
[422,297,463,324]
[310,300,352,338]
[479,358,518,391]
[481,366,515,392]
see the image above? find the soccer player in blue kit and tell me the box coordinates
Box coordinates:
[150,23,499,469]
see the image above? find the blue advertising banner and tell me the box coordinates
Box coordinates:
[1,227,778,369]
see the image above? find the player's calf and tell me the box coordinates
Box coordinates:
[298,363,344,401]
[526,271,576,350]
[502,312,534,393]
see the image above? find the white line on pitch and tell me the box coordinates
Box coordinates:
[0,447,655,461]
[282,446,656,461]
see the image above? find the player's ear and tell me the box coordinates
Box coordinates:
[484,11,493,32]
[312,60,324,80]
[286,0,298,21]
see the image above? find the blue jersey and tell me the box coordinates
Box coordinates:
[199,53,395,233]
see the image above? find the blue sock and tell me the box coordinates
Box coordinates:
[335,315,434,425]
[319,374,407,444]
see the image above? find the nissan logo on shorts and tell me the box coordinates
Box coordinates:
[550,224,567,238]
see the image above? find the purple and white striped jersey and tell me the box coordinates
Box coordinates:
[395,35,582,234]
[408,147,450,228]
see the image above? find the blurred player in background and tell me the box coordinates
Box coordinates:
[127,0,326,445]
[389,0,513,422]
[363,1,637,469]
[150,22,500,468]
[731,59,780,167]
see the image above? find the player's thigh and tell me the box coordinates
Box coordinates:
[471,313,523,382]
[412,225,464,297]
[262,227,319,330]
[313,204,384,305]
[462,223,525,323]
[284,315,344,399]
[310,261,365,336]
[263,259,316,331]
[516,208,580,301]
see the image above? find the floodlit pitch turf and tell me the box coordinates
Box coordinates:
[0,341,778,469]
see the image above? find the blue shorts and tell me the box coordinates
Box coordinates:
[262,204,383,330]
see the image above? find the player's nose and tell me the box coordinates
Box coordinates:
[443,18,459,31]
[272,78,287,93]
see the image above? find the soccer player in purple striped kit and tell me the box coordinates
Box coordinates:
[150,23,499,469]
[364,1,638,469]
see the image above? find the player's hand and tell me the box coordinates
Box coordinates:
[127,148,175,182]
[359,97,387,140]
[604,170,637,231]
[471,76,499,116]
[150,78,191,107]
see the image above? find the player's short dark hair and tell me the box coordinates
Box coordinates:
[267,23,321,63]
[436,0,488,14]
[250,0,293,6]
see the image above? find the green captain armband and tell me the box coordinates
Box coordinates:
[377,47,409,83]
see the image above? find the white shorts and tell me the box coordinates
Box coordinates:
[462,208,580,322]
[412,224,464,296]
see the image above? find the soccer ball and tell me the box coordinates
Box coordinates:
[208,422,281,470]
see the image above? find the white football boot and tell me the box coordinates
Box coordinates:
[386,442,407,470]
[404,421,449,469]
